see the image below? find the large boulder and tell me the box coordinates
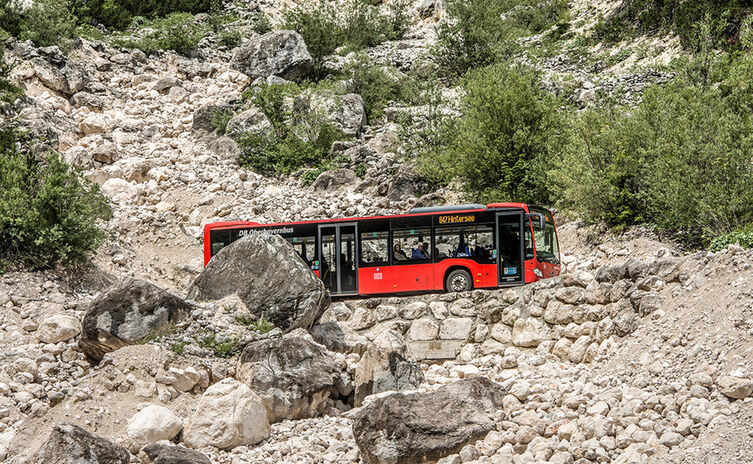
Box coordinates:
[31,56,90,96]
[295,91,367,137]
[33,423,130,464]
[354,330,424,407]
[225,106,273,139]
[231,30,313,81]
[310,168,358,191]
[352,377,507,464]
[126,405,183,452]
[187,234,330,332]
[718,376,753,399]
[192,104,235,135]
[235,336,343,422]
[38,314,82,343]
[79,279,194,361]
[387,163,431,201]
[141,443,211,464]
[309,321,369,355]
[183,378,270,450]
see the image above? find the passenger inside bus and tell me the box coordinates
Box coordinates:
[394,243,408,261]
[412,243,429,259]
[453,234,471,257]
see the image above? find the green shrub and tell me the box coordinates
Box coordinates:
[238,123,339,175]
[283,0,411,79]
[197,332,239,358]
[0,129,112,269]
[252,10,272,34]
[219,29,241,48]
[433,0,568,77]
[1,0,77,49]
[0,46,23,104]
[552,81,753,239]
[211,107,235,135]
[593,0,750,49]
[73,0,211,30]
[343,55,424,120]
[113,13,207,55]
[170,341,186,354]
[709,227,753,252]
[234,316,274,333]
[419,64,562,204]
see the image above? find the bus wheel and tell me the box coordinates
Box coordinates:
[446,269,472,292]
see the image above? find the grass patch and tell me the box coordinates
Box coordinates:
[197,332,239,358]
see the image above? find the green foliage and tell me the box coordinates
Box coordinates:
[300,155,349,186]
[170,341,186,354]
[419,64,562,204]
[252,11,272,34]
[709,226,753,252]
[234,316,274,333]
[197,332,239,358]
[433,0,568,77]
[211,108,235,135]
[0,46,23,104]
[283,0,411,78]
[74,0,211,31]
[0,128,112,269]
[238,83,342,175]
[219,29,241,48]
[1,0,77,49]
[593,0,751,49]
[343,55,424,120]
[113,13,207,55]
[552,80,753,239]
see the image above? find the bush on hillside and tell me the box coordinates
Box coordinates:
[343,55,423,120]
[112,13,207,55]
[709,228,753,252]
[433,0,568,77]
[0,46,23,103]
[283,0,410,78]
[1,0,77,48]
[74,0,211,30]
[552,81,753,239]
[593,0,751,49]
[238,84,342,174]
[418,64,562,205]
[0,128,111,270]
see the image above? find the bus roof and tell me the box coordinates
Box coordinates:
[204,202,538,232]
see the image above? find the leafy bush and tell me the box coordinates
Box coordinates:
[238,83,342,175]
[419,64,563,204]
[283,0,411,78]
[0,128,111,269]
[211,107,235,135]
[552,81,753,239]
[252,11,272,34]
[709,228,753,252]
[1,0,77,49]
[0,46,23,103]
[593,0,751,49]
[74,0,211,30]
[433,0,568,77]
[343,55,424,120]
[197,332,239,358]
[113,13,207,55]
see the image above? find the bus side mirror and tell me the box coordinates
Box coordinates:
[526,213,546,230]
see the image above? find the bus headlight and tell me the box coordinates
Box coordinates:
[533,268,543,278]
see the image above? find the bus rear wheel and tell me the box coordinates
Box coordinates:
[446,269,472,292]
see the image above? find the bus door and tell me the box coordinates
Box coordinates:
[496,212,524,285]
[318,223,359,295]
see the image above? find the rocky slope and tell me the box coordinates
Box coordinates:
[1,0,752,463]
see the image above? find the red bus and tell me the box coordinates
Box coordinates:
[202,203,561,296]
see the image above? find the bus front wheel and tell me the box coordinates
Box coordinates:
[446,269,472,292]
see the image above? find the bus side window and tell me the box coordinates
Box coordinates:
[210,230,231,257]
[359,231,389,266]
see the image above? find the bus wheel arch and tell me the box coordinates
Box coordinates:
[445,266,473,292]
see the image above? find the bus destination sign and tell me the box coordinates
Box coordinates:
[438,214,475,225]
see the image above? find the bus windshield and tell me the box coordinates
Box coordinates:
[532,209,559,264]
